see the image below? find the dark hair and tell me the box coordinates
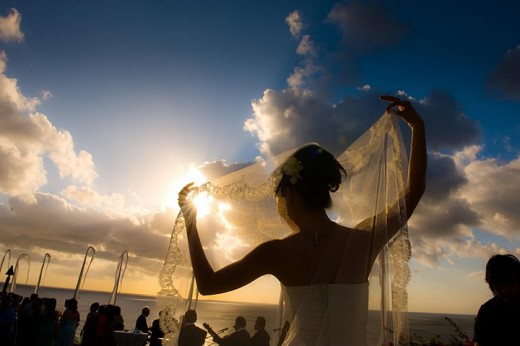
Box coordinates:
[67,298,78,311]
[485,254,520,288]
[234,316,246,328]
[90,302,100,311]
[256,316,266,329]
[184,309,197,323]
[277,143,346,209]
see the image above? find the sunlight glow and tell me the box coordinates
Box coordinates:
[192,192,213,218]
[162,166,209,210]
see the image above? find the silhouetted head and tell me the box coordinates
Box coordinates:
[142,306,150,316]
[275,143,345,210]
[67,298,78,311]
[184,309,197,323]
[485,254,520,302]
[90,302,100,312]
[254,316,266,331]
[44,298,57,314]
[234,316,246,330]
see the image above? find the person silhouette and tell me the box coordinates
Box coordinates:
[135,306,150,333]
[474,254,520,346]
[209,316,250,346]
[178,96,426,344]
[178,309,206,346]
[250,316,270,346]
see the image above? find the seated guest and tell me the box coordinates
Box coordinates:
[149,310,167,346]
[178,310,206,346]
[135,306,150,333]
[211,316,250,346]
[250,316,270,346]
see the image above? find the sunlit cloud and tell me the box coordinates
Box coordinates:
[296,35,315,56]
[61,185,126,210]
[0,8,24,43]
[285,10,303,38]
[0,54,98,195]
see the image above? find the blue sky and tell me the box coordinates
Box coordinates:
[1,1,520,314]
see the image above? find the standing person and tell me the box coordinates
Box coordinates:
[56,298,80,346]
[110,305,124,331]
[39,298,59,346]
[177,96,426,345]
[0,295,16,346]
[208,316,250,346]
[177,310,206,346]
[474,254,520,345]
[81,302,99,346]
[250,316,270,346]
[135,306,150,333]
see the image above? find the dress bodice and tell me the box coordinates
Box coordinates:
[281,283,368,346]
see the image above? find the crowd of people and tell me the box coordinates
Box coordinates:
[0,292,131,346]
[0,292,79,345]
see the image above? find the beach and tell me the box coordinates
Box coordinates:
[13,284,476,345]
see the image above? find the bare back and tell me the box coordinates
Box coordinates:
[269,224,374,286]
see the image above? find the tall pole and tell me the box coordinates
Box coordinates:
[35,253,51,295]
[74,246,96,299]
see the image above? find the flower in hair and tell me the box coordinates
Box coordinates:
[283,157,303,184]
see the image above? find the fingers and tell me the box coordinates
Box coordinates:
[380,95,411,114]
[178,182,195,200]
[178,182,196,209]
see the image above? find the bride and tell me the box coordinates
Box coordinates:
[176,95,426,345]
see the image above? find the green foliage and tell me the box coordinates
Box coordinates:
[385,317,473,346]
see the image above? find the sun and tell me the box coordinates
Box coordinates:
[162,166,213,217]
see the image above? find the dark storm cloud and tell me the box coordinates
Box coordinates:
[487,44,520,101]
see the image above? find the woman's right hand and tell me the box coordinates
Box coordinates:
[178,182,198,222]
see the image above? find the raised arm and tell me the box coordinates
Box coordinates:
[356,96,427,250]
[178,183,276,295]
[383,95,427,217]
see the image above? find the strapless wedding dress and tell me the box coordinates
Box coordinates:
[281,283,369,346]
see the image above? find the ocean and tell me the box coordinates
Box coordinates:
[12,284,476,345]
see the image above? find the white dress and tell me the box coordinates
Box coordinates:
[281,283,369,346]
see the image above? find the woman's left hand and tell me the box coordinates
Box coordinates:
[178,182,197,221]
[380,95,423,127]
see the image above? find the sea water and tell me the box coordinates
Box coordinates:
[12,284,475,345]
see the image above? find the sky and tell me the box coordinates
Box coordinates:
[0,0,519,315]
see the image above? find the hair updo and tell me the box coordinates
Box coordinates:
[276,143,346,209]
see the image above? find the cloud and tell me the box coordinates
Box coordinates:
[0,53,98,196]
[0,192,173,277]
[198,160,255,181]
[0,8,24,43]
[0,193,175,294]
[327,2,408,51]
[296,35,315,56]
[61,185,125,210]
[407,144,520,267]
[456,146,520,238]
[411,89,481,151]
[245,87,480,158]
[285,10,303,38]
[487,44,520,101]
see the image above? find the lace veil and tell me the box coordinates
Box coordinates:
[157,112,411,345]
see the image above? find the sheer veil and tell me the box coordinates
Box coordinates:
[157,112,411,345]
